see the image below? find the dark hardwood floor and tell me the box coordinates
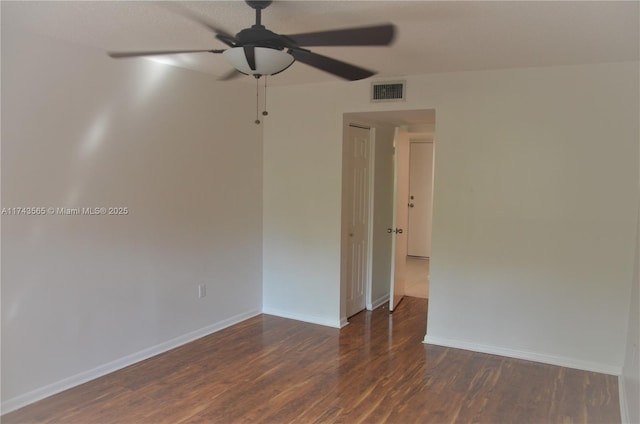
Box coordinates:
[3,297,620,423]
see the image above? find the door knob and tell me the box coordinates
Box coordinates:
[408,203,414,208]
[396,228,403,234]
[387,228,393,234]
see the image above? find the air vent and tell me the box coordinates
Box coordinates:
[371,81,406,102]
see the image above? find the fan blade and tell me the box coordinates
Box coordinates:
[289,49,375,81]
[218,69,243,81]
[108,49,224,58]
[285,24,395,47]
[160,3,238,47]
[243,46,257,71]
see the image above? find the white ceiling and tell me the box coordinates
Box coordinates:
[2,1,639,86]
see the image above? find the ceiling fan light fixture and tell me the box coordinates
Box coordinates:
[223,47,294,76]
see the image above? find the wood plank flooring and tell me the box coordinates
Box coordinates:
[3,297,620,423]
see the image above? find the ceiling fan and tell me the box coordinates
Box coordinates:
[108,0,396,81]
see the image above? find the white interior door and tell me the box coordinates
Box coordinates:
[407,141,434,257]
[390,129,410,312]
[370,126,397,310]
[344,125,371,317]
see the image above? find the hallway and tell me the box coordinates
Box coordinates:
[404,256,429,298]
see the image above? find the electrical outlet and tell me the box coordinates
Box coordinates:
[198,284,206,298]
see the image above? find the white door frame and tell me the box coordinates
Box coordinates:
[365,129,376,311]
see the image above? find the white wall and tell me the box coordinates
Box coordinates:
[620,152,640,423]
[263,62,639,373]
[261,89,344,327]
[1,26,263,411]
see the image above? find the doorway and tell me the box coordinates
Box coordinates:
[341,109,435,321]
[404,139,434,299]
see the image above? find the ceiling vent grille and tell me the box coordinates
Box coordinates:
[371,81,406,102]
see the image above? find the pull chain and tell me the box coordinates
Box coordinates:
[262,76,269,117]
[254,76,260,125]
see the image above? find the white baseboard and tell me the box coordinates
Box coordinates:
[423,334,621,376]
[1,308,262,415]
[262,307,342,329]
[367,294,390,311]
[619,375,629,424]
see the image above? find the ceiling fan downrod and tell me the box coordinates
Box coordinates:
[246,0,271,27]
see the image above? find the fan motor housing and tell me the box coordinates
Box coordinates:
[236,27,289,50]
[246,0,272,10]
